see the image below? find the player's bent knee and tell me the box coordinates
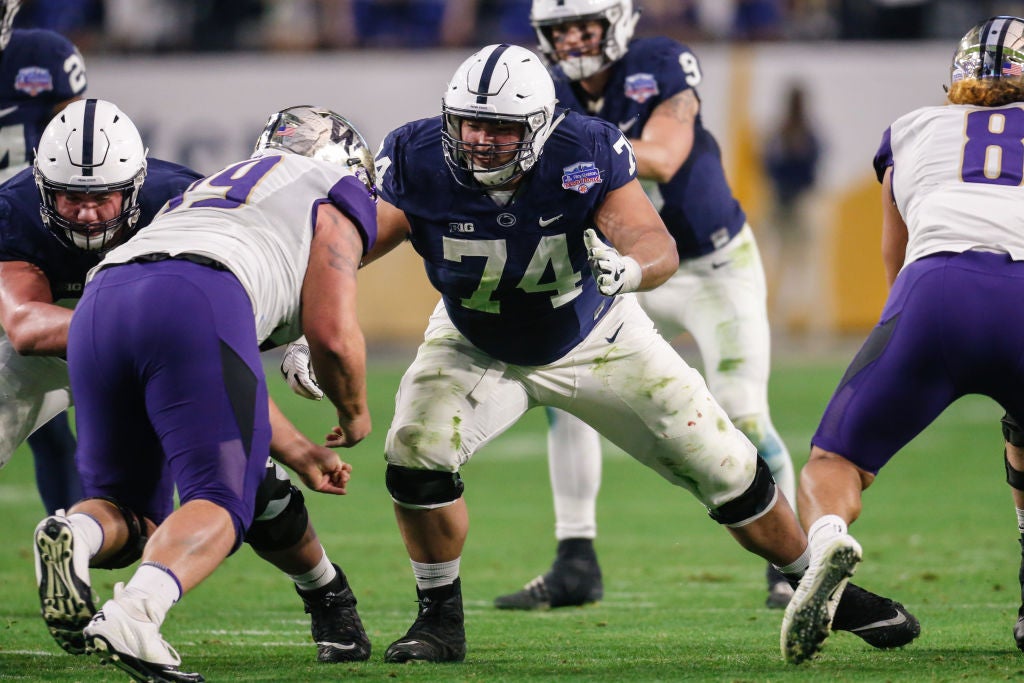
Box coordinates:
[386,464,464,509]
[245,483,309,553]
[707,456,778,528]
[1000,414,1024,491]
[87,496,149,569]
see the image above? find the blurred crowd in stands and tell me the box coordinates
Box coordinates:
[23,0,1024,53]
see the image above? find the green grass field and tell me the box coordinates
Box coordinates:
[2,348,1024,681]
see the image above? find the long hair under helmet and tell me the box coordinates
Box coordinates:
[948,15,1024,106]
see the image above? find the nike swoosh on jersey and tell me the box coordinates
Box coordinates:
[618,118,636,133]
[0,105,18,119]
[538,214,563,227]
[711,260,731,269]
[605,322,624,344]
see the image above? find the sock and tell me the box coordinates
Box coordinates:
[122,562,182,626]
[548,408,601,540]
[778,545,811,582]
[411,558,460,590]
[289,549,337,592]
[807,514,848,545]
[68,512,104,559]
[1016,507,1024,534]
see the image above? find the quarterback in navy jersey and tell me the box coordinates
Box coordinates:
[491,0,798,613]
[785,15,1024,662]
[19,101,375,675]
[356,43,816,665]
[0,0,87,515]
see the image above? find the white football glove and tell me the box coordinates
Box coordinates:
[280,336,323,400]
[583,228,642,296]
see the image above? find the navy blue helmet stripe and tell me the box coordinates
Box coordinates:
[983,17,1012,77]
[476,44,511,105]
[81,97,97,175]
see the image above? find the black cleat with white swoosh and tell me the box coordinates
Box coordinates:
[295,565,370,662]
[831,583,920,648]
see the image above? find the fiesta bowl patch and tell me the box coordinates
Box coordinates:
[562,161,602,194]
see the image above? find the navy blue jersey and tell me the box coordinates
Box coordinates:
[552,36,745,259]
[0,158,201,300]
[377,111,635,365]
[0,29,87,180]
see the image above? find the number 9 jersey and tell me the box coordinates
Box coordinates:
[376,110,637,366]
[874,103,1024,268]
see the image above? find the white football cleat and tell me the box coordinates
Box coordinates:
[85,583,204,682]
[781,533,863,664]
[34,511,97,654]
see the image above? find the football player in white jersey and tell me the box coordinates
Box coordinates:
[281,43,912,665]
[493,0,797,612]
[32,104,378,682]
[782,15,1024,664]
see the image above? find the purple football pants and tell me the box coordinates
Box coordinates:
[67,260,270,549]
[813,250,1024,474]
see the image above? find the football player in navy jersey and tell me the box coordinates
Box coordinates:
[349,42,819,664]
[0,0,88,515]
[18,101,373,676]
[783,15,1024,663]
[489,0,798,612]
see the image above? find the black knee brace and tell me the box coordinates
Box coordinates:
[244,464,309,553]
[88,496,148,570]
[1003,413,1024,491]
[707,456,778,527]
[385,464,464,508]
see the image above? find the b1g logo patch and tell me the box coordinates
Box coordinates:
[562,161,602,194]
[624,73,659,103]
[15,67,53,96]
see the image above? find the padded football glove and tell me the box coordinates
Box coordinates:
[584,228,642,296]
[280,336,323,400]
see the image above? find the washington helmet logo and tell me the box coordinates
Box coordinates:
[562,161,602,194]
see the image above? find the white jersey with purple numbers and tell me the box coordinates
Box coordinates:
[376,111,636,366]
[875,103,1024,268]
[96,152,376,345]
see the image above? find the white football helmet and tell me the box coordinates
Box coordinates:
[0,0,21,52]
[253,105,376,197]
[530,0,639,81]
[948,15,1024,105]
[34,98,147,252]
[442,44,558,188]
